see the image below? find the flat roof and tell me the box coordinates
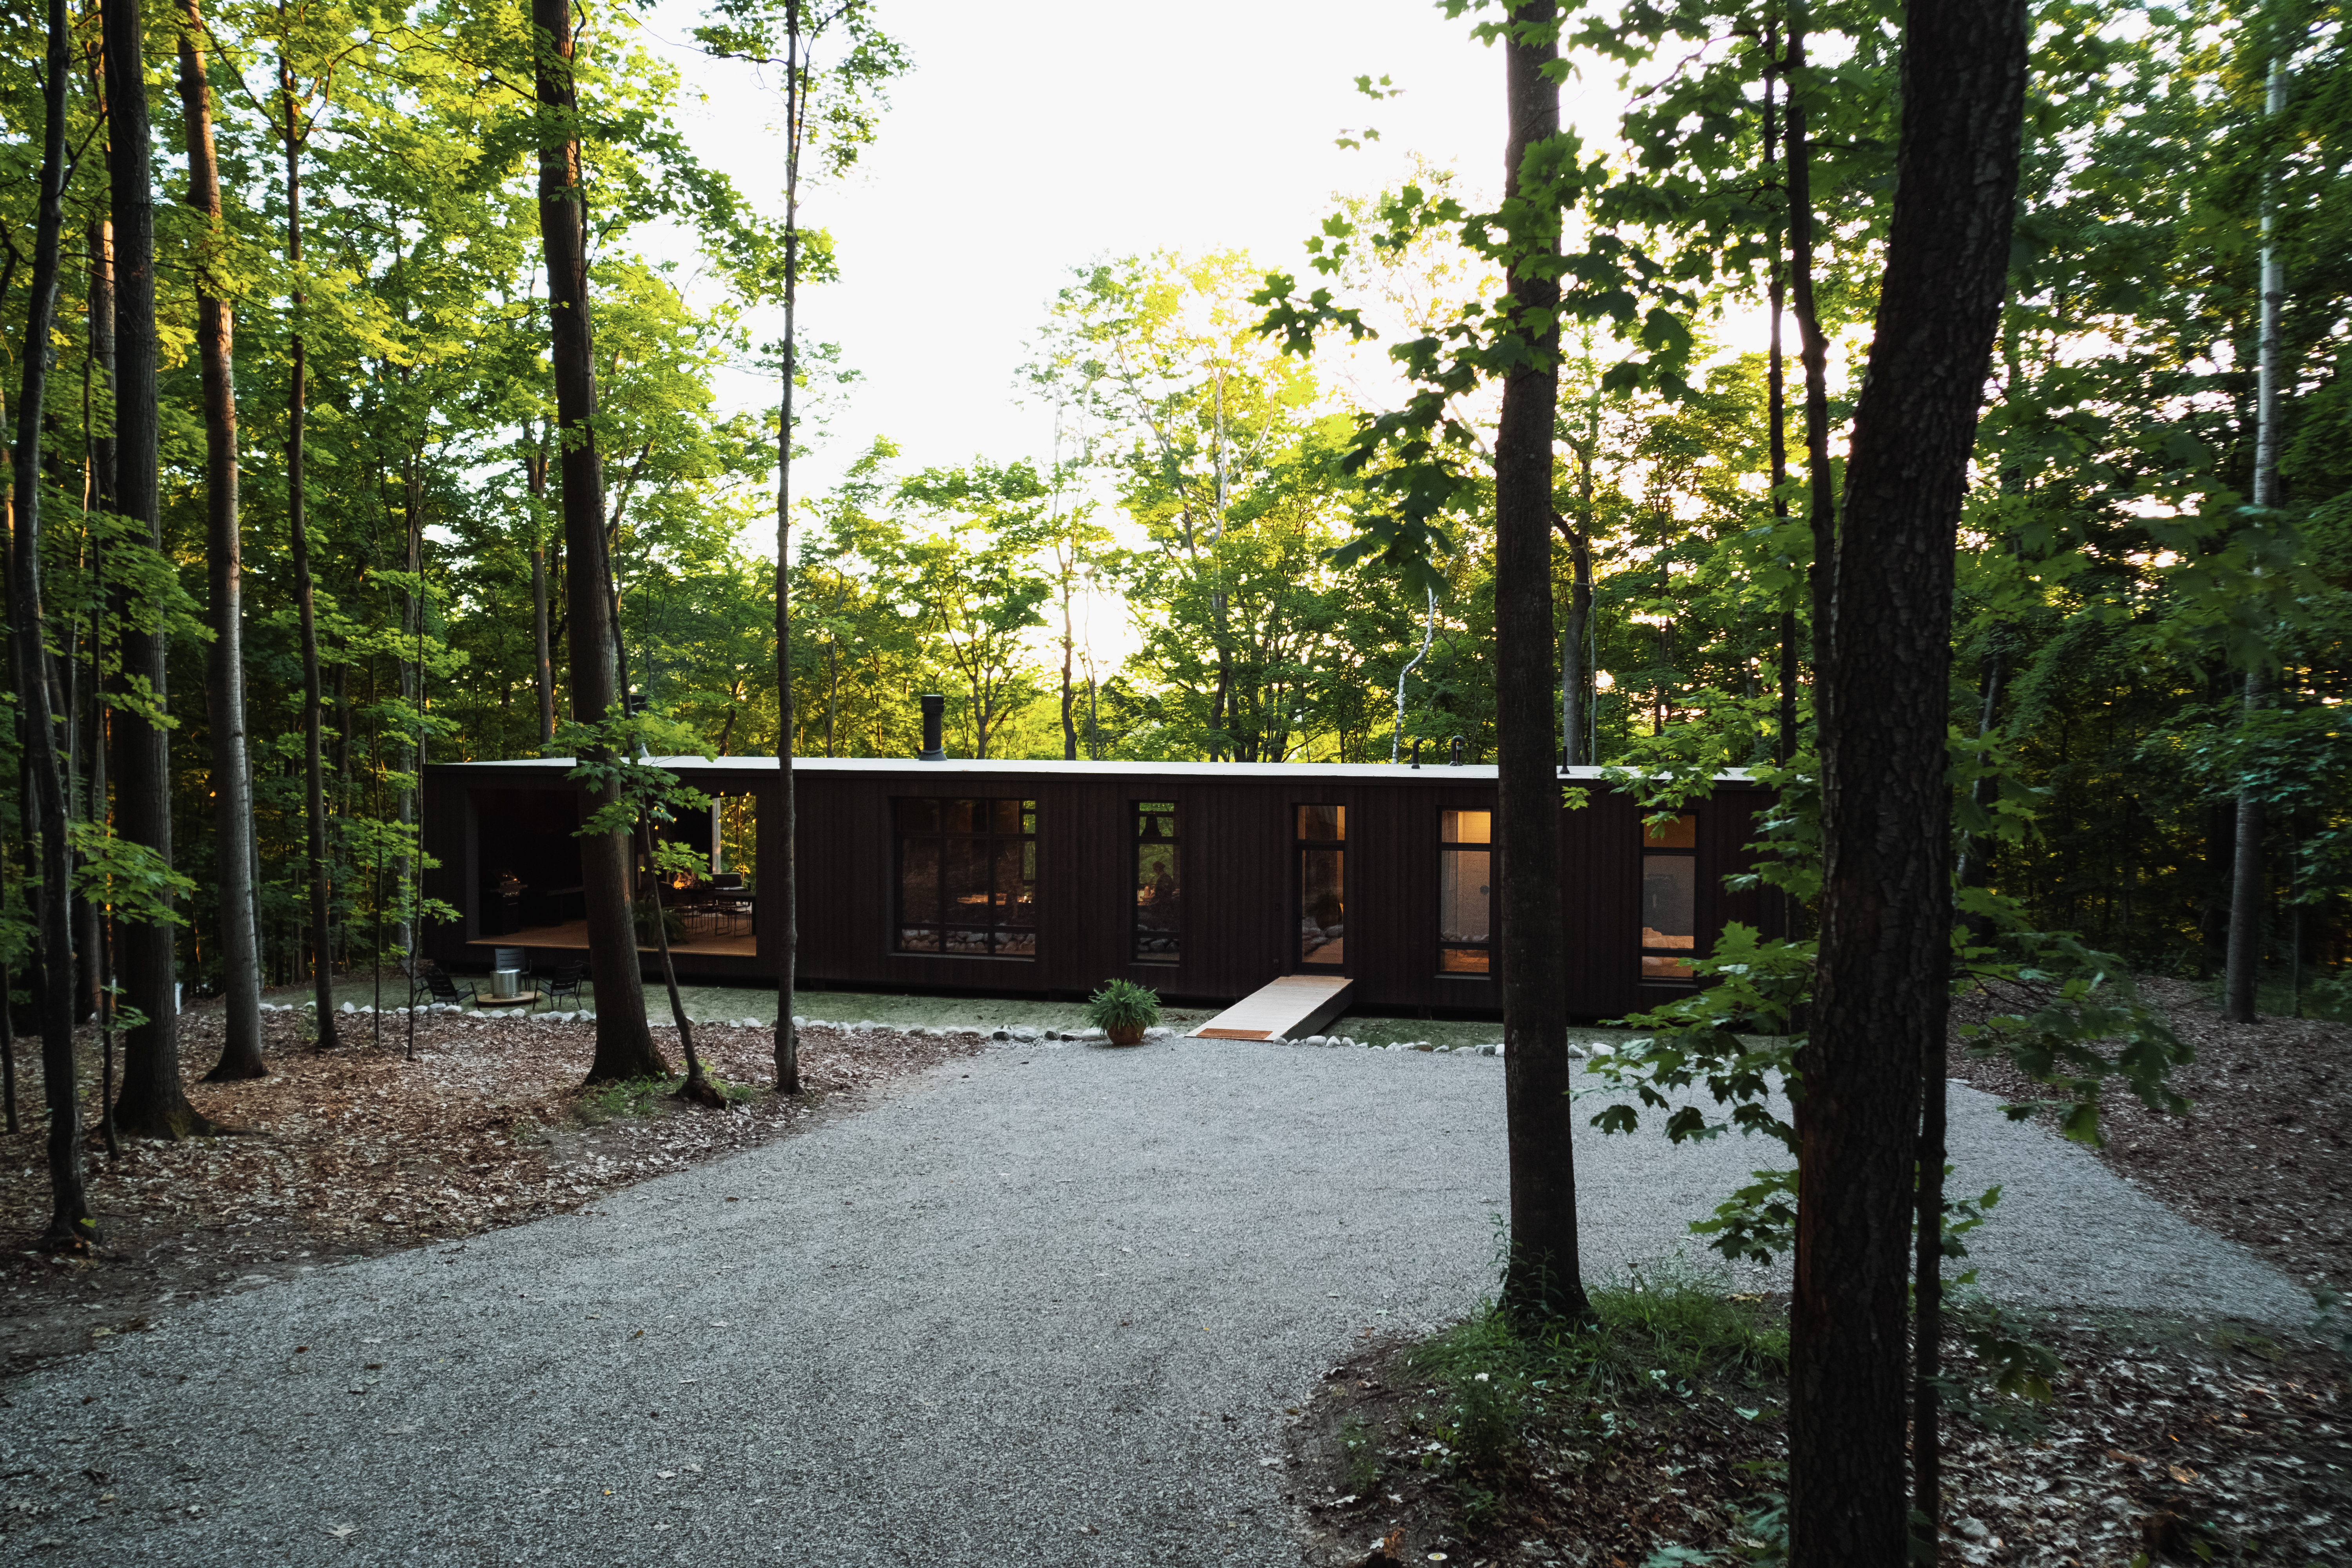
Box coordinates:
[426,756,1765,785]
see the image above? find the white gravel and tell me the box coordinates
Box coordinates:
[0,1040,2301,1564]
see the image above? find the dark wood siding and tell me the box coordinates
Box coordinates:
[425,760,1783,1016]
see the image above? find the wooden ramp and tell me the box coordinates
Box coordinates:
[1189,974,1355,1041]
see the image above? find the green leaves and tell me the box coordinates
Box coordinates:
[554,704,716,840]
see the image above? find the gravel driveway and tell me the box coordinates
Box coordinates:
[0,1038,2305,1565]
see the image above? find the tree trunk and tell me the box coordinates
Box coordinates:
[1766,29,1801,766]
[528,425,555,745]
[2223,671,2266,1022]
[1558,387,1597,766]
[393,450,423,956]
[178,0,264,1082]
[1495,0,1590,1325]
[2225,55,2288,1027]
[771,0,804,1096]
[642,816,719,1105]
[76,216,114,1029]
[281,60,339,1047]
[1060,572,1078,761]
[1790,5,2025,1565]
[12,0,98,1240]
[534,0,659,1081]
[1784,9,1837,604]
[1558,519,1591,766]
[107,0,210,1140]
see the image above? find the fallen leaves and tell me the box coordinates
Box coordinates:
[1951,976,2352,1295]
[1,1011,983,1367]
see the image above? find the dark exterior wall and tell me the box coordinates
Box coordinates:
[426,760,1784,1018]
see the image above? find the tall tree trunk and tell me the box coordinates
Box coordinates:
[771,0,804,1095]
[534,0,659,1081]
[1557,517,1591,766]
[528,423,555,745]
[107,0,210,1140]
[394,450,423,956]
[281,57,339,1048]
[1790,4,2025,1564]
[1495,0,1590,1325]
[1766,27,1801,766]
[642,815,719,1104]
[76,216,114,1027]
[178,0,264,1081]
[2223,671,2266,1022]
[1785,7,1837,606]
[12,0,98,1240]
[1060,572,1077,761]
[2225,54,2288,1027]
[1558,382,1597,766]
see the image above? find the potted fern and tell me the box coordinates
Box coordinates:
[1084,979,1162,1047]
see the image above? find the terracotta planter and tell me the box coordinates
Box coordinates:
[1105,1022,1147,1047]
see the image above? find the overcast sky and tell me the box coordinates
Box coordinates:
[640,0,1524,497]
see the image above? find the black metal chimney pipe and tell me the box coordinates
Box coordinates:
[918,693,945,760]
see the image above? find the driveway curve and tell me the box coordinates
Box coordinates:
[0,1037,2301,1565]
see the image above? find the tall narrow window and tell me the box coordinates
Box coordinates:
[1297,804,1346,967]
[896,797,1037,958]
[1439,809,1493,973]
[1640,813,1698,980]
[1133,801,1181,964]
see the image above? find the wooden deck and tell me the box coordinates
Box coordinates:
[1188,974,1354,1040]
[465,919,759,960]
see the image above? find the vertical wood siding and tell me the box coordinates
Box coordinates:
[426,761,1784,1015]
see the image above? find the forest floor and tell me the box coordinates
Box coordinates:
[0,1002,982,1376]
[1288,978,2352,1568]
[1948,974,2351,1301]
[1289,1305,2352,1568]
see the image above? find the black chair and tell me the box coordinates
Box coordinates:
[419,965,478,1008]
[540,960,587,1013]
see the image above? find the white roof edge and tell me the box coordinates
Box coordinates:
[430,756,1764,784]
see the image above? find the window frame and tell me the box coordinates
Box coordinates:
[1436,807,1495,977]
[891,796,1039,960]
[1131,799,1181,966]
[1294,803,1348,971]
[1637,811,1701,984]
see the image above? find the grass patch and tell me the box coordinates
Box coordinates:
[1407,1258,1789,1426]
[574,1071,762,1127]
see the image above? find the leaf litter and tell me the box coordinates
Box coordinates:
[0,1004,981,1373]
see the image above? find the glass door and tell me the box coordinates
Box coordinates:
[1296,804,1347,967]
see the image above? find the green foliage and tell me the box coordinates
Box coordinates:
[1082,979,1162,1034]
[576,1076,674,1125]
[1338,1412,1384,1496]
[1405,1260,1789,1479]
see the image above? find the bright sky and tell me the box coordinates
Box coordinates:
[641,0,1525,497]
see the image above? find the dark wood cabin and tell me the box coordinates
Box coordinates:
[419,757,1785,1022]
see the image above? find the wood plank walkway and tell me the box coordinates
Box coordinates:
[1187,974,1354,1041]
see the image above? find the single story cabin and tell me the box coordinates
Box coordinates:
[418,755,1785,1022]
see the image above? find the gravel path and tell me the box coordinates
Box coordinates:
[0,1040,2304,1565]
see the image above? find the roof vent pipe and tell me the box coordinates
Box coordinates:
[918,693,946,761]
[1449,734,1466,766]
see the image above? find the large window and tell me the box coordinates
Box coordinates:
[1297,804,1347,967]
[1640,813,1698,981]
[896,798,1038,958]
[1439,809,1493,974]
[1133,801,1181,964]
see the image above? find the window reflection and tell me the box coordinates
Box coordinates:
[1134,802,1181,964]
[1297,805,1347,966]
[895,798,1038,959]
[1439,809,1492,974]
[1639,812,1698,982]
